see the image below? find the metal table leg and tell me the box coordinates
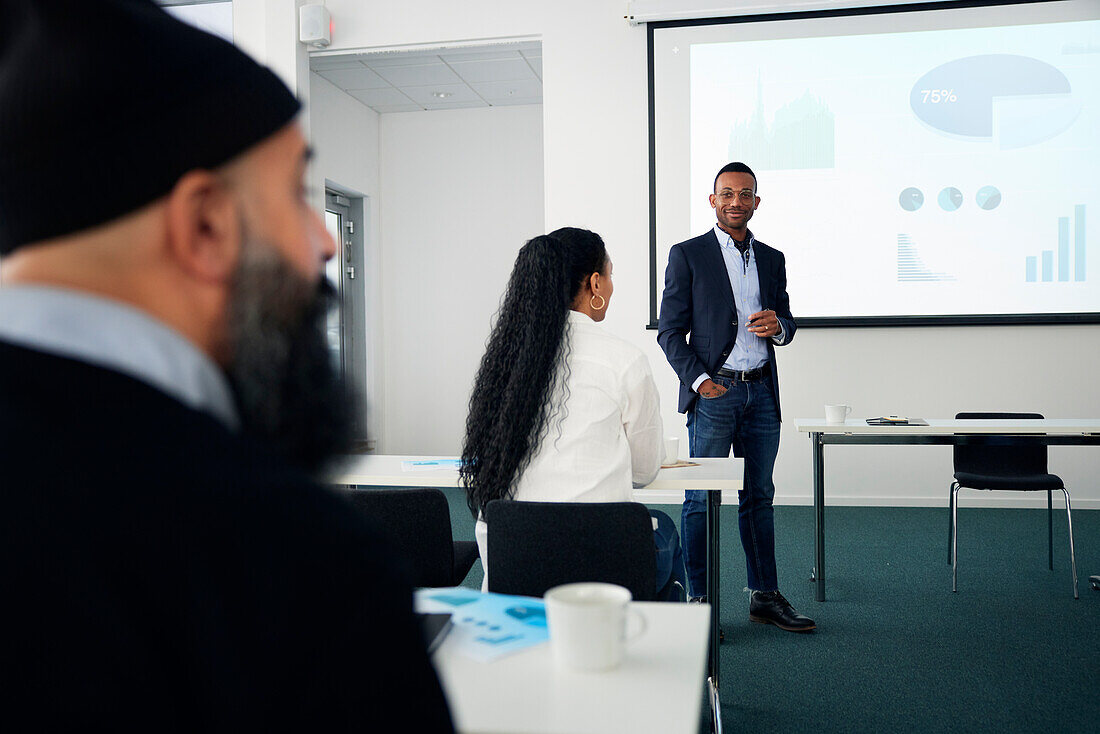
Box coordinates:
[706,487,723,733]
[811,432,826,602]
[708,675,723,734]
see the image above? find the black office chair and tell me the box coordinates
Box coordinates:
[343,488,479,588]
[484,500,666,602]
[948,412,1078,598]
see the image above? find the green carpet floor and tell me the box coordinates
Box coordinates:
[439,489,1100,733]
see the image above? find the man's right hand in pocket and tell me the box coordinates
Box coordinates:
[698,379,727,398]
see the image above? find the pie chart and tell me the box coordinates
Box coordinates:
[911,55,1080,149]
[899,187,923,211]
[976,185,1002,210]
[938,187,963,212]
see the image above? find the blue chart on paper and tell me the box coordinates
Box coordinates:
[416,588,550,661]
[910,55,1080,148]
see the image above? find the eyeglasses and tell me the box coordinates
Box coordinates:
[715,189,755,204]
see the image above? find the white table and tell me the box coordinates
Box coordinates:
[332,455,741,732]
[794,418,1100,601]
[431,601,710,734]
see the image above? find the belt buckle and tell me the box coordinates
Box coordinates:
[739,370,749,382]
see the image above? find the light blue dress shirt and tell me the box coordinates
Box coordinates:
[714,224,770,372]
[691,225,785,393]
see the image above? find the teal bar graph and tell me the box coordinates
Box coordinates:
[1075,204,1086,281]
[1025,204,1087,283]
[1058,217,1070,281]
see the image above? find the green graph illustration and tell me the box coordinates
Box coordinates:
[728,81,835,170]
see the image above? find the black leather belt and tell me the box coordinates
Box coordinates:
[716,364,769,382]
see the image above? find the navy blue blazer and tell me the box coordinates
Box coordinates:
[657,229,796,417]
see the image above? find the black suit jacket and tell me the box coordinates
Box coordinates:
[657,229,796,417]
[0,340,453,732]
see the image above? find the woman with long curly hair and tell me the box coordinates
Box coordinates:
[460,227,685,599]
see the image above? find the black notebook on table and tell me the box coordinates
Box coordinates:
[866,417,929,426]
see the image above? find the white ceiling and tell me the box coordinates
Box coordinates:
[310,42,543,113]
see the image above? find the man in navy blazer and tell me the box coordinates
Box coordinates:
[658,162,814,632]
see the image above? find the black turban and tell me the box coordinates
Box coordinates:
[0,0,301,254]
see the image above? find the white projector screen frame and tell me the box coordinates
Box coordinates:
[647,0,1100,327]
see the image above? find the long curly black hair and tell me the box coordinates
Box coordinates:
[460,227,608,516]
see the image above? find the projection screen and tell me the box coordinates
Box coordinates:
[648,0,1100,326]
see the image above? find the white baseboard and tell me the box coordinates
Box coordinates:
[633,489,1100,510]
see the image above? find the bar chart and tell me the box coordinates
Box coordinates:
[898,235,955,282]
[1026,205,1086,282]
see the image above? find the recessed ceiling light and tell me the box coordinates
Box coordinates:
[431,91,453,99]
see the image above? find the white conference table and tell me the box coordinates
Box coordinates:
[794,418,1100,602]
[431,600,710,734]
[332,454,741,732]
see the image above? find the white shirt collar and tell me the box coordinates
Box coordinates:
[0,285,239,429]
[713,224,755,251]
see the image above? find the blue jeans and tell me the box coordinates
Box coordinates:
[683,375,781,596]
[651,509,687,601]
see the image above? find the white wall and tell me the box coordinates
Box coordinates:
[233,0,309,108]
[378,105,545,454]
[308,72,384,444]
[312,0,1100,507]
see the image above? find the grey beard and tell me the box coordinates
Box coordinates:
[224,241,354,475]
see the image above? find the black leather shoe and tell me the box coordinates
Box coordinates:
[749,590,816,632]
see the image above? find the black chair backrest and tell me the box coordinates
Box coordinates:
[484,500,657,601]
[954,412,1047,476]
[342,488,455,588]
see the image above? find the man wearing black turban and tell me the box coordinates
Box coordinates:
[0,1,453,730]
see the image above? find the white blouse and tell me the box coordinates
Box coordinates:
[475,310,664,587]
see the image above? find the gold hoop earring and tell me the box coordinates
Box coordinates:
[590,294,606,311]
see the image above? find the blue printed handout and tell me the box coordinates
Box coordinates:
[415,587,549,661]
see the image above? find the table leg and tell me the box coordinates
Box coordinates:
[707,487,721,683]
[706,487,723,733]
[708,675,723,734]
[811,432,826,602]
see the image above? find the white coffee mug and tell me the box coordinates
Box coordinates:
[824,404,852,424]
[544,582,646,672]
[663,437,680,464]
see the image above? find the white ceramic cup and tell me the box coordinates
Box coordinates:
[824,404,852,424]
[663,436,680,464]
[544,582,646,672]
